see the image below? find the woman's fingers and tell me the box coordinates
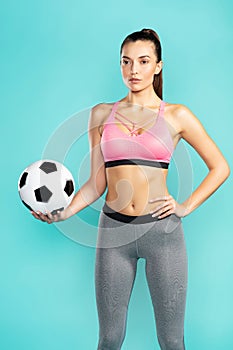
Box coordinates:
[156,209,175,219]
[31,211,53,223]
[149,202,171,214]
[151,203,174,217]
[148,195,176,218]
[45,211,54,221]
[44,213,54,224]
[30,209,66,223]
[31,211,41,220]
[148,195,187,219]
[148,195,172,203]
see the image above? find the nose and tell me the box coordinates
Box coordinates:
[130,61,139,75]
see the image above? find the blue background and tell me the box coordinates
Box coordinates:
[1,0,232,349]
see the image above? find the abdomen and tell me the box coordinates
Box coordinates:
[105,165,169,216]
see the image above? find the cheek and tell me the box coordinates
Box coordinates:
[121,68,130,81]
[121,66,129,75]
[144,66,155,78]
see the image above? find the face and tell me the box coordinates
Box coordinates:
[120,40,163,91]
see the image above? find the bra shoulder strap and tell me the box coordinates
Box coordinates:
[109,101,120,119]
[159,100,166,117]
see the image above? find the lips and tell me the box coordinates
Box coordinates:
[129,78,141,82]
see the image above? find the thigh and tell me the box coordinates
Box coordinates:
[95,246,138,313]
[144,216,188,339]
[95,213,139,323]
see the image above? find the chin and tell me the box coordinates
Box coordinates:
[127,85,143,92]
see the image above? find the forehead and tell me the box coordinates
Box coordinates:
[121,40,156,58]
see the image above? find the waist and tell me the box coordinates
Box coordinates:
[102,202,161,224]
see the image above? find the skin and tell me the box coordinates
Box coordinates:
[32,39,230,224]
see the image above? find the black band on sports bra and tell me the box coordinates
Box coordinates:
[105,159,169,169]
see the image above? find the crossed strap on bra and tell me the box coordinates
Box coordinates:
[113,101,164,136]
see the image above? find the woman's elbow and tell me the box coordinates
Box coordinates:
[224,163,231,180]
[215,159,231,182]
[96,182,107,197]
[90,176,107,198]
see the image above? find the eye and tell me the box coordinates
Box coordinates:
[122,59,130,65]
[141,60,149,64]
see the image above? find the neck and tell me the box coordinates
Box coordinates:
[123,87,162,107]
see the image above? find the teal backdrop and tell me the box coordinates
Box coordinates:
[1,0,232,349]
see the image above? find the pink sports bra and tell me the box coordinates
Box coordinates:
[100,100,174,169]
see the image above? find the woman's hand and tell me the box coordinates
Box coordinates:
[148,195,189,219]
[31,208,69,224]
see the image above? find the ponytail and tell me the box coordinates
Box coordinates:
[153,67,163,100]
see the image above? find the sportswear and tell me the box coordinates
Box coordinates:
[100,100,174,169]
[95,209,187,349]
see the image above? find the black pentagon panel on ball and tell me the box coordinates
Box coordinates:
[22,200,33,211]
[39,161,57,174]
[19,172,28,188]
[64,180,74,196]
[51,207,64,215]
[34,186,53,202]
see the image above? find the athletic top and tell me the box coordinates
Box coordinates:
[100,100,174,169]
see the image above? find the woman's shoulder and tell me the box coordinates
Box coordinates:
[92,101,116,113]
[165,101,205,138]
[165,101,189,113]
[165,101,195,122]
[164,101,198,135]
[91,101,116,120]
[89,102,117,133]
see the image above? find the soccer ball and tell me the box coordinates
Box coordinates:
[18,160,75,215]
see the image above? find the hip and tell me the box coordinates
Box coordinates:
[96,202,184,249]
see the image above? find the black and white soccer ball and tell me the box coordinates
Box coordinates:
[18,160,75,215]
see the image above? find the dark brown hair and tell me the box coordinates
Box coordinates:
[120,28,163,99]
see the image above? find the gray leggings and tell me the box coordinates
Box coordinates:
[95,203,188,350]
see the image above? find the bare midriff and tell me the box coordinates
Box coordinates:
[105,165,170,216]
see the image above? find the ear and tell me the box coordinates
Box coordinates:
[154,60,163,75]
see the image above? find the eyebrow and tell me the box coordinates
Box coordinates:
[122,55,151,59]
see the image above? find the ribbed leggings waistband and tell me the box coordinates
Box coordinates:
[102,202,162,224]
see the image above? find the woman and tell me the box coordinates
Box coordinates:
[32,29,230,350]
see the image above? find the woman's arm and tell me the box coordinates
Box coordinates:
[32,104,107,223]
[178,104,230,215]
[149,104,230,218]
[67,104,107,216]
